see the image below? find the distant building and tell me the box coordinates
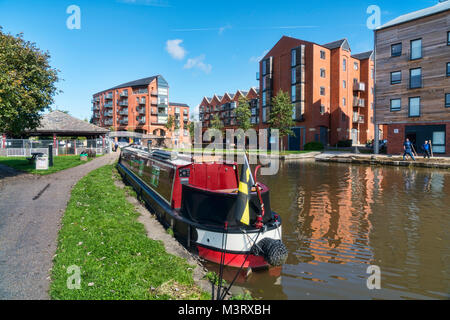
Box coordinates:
[374,1,450,155]
[199,88,259,129]
[92,75,190,147]
[258,36,375,150]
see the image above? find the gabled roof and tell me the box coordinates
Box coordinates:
[32,111,108,135]
[352,51,374,61]
[170,102,190,108]
[378,1,450,30]
[322,38,351,51]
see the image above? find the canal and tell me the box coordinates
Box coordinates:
[208,160,450,300]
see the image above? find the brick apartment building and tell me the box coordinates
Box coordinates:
[374,1,450,156]
[199,87,260,129]
[259,36,375,150]
[92,75,190,147]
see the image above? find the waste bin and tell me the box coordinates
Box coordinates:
[36,156,49,171]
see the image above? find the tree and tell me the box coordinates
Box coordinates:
[210,114,223,131]
[235,96,252,132]
[187,121,195,142]
[267,90,295,151]
[165,115,175,131]
[0,27,60,137]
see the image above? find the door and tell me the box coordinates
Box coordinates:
[351,129,359,145]
[320,127,328,146]
[288,128,302,151]
[406,133,417,153]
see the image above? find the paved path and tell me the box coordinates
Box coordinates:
[0,153,119,300]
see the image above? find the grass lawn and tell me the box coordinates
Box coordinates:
[0,155,97,175]
[50,164,208,300]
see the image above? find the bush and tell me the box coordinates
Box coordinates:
[337,140,353,148]
[304,142,324,151]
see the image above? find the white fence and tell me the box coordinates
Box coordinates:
[0,139,110,157]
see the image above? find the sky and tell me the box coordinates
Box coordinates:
[0,0,441,121]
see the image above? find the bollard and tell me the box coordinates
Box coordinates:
[48,145,54,167]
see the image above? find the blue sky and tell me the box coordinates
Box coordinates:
[0,0,439,120]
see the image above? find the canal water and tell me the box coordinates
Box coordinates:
[208,161,450,300]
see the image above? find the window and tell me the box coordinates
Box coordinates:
[343,59,347,71]
[391,71,402,84]
[446,93,450,108]
[320,68,326,78]
[447,62,450,77]
[291,49,296,67]
[448,32,450,46]
[291,85,296,102]
[410,68,422,89]
[354,62,359,70]
[409,97,421,117]
[320,50,326,59]
[291,68,296,84]
[262,93,266,107]
[410,39,422,60]
[292,104,296,120]
[342,112,346,122]
[433,131,446,153]
[320,87,325,96]
[343,98,346,106]
[390,99,401,112]
[262,61,267,75]
[320,105,325,115]
[391,43,402,57]
[343,80,346,88]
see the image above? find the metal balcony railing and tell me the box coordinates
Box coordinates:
[104,102,113,108]
[353,81,366,92]
[353,97,365,107]
[118,101,128,107]
[120,91,128,97]
[119,109,129,116]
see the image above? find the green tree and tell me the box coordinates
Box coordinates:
[268,90,295,151]
[235,96,252,132]
[165,115,175,131]
[187,121,195,142]
[210,114,223,131]
[0,28,60,137]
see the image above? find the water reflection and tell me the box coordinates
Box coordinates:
[247,161,450,300]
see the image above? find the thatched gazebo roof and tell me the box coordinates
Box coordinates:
[29,111,108,137]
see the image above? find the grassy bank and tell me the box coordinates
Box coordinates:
[0,155,96,175]
[50,164,208,300]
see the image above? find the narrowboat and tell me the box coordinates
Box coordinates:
[117,146,288,269]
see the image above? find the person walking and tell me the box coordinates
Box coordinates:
[422,140,431,159]
[403,138,416,161]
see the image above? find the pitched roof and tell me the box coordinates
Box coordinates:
[32,111,108,135]
[95,75,166,95]
[352,51,374,60]
[378,1,450,30]
[322,39,349,50]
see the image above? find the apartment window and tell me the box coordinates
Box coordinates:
[354,62,359,70]
[390,99,401,112]
[410,39,422,60]
[343,80,346,88]
[320,105,325,115]
[320,87,325,96]
[320,68,326,78]
[343,59,347,71]
[291,85,296,102]
[433,131,446,153]
[409,68,422,89]
[320,50,326,59]
[446,93,450,108]
[391,71,402,84]
[343,98,346,106]
[391,43,402,57]
[447,62,450,77]
[291,68,296,84]
[447,32,450,46]
[409,97,421,117]
[262,61,267,76]
[342,112,346,122]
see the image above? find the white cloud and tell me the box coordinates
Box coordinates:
[165,39,187,60]
[184,55,212,74]
[250,49,269,63]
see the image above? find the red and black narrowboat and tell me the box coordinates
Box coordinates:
[117,146,288,269]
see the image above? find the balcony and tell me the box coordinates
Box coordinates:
[93,112,100,118]
[353,97,365,107]
[118,101,128,107]
[105,93,113,100]
[137,116,146,124]
[118,109,129,116]
[92,105,100,111]
[104,120,113,126]
[104,110,113,117]
[119,118,129,125]
[353,114,365,124]
[151,99,158,105]
[151,90,158,96]
[353,81,366,92]
[139,98,146,105]
[94,97,100,103]
[137,107,146,115]
[120,91,128,98]
[104,102,113,108]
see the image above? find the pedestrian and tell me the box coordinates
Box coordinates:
[403,138,416,161]
[114,142,119,152]
[422,140,431,159]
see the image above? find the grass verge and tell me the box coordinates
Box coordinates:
[0,155,97,175]
[50,164,209,300]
